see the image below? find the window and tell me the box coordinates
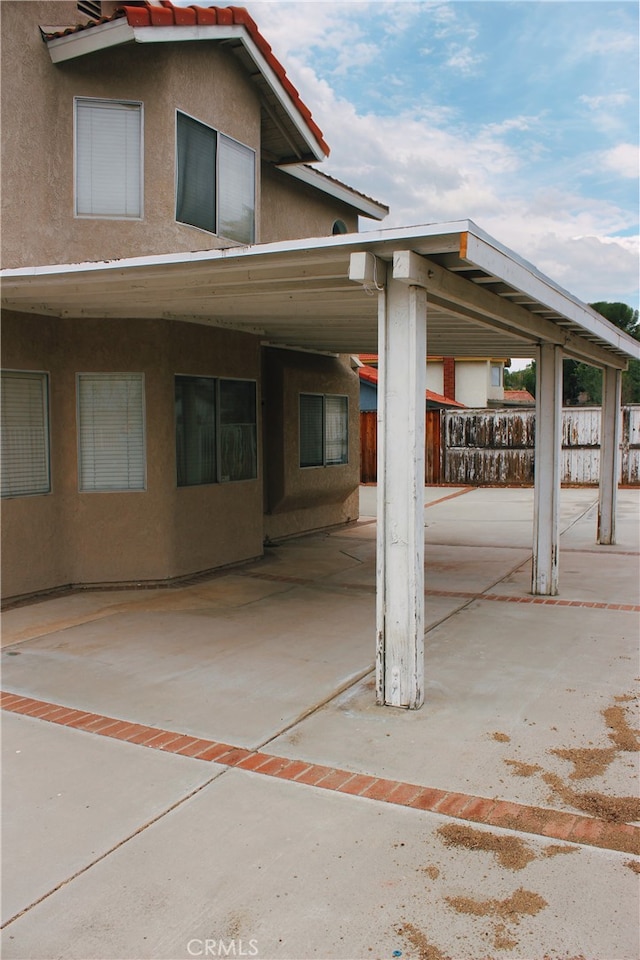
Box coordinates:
[77,1,102,17]
[491,363,503,387]
[1,372,50,498]
[75,98,142,218]
[300,394,348,467]
[175,376,257,486]
[77,374,145,491]
[176,112,255,244]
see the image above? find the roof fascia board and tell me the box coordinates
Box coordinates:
[44,21,326,161]
[279,165,388,220]
[0,222,471,279]
[394,249,632,370]
[45,19,135,62]
[462,228,640,361]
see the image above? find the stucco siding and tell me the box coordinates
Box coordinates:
[260,164,359,243]
[263,349,360,542]
[1,312,264,599]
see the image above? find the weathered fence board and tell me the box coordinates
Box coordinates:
[360,406,640,485]
[442,406,640,485]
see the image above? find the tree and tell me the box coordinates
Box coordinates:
[590,302,640,405]
[506,302,640,404]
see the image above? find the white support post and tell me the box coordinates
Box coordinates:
[376,265,427,708]
[598,366,622,544]
[532,344,563,596]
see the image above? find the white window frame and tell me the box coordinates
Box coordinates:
[1,370,51,499]
[299,393,349,468]
[77,373,146,492]
[175,110,255,244]
[491,362,503,387]
[74,97,143,219]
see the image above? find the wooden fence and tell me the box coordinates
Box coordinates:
[360,406,640,485]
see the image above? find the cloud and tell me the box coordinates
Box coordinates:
[579,92,631,112]
[581,29,637,57]
[600,144,640,180]
[445,45,485,74]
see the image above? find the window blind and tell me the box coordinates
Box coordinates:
[76,99,142,217]
[78,374,145,491]
[1,372,50,498]
[299,394,324,467]
[218,135,255,244]
[176,113,216,233]
[325,395,348,464]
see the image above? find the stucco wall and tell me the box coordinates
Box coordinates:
[260,164,358,242]
[263,349,360,542]
[1,311,264,600]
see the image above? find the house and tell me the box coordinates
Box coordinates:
[3,2,639,710]
[359,354,507,407]
[357,362,464,483]
[1,0,387,603]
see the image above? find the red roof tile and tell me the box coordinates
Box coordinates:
[504,389,535,403]
[41,2,329,157]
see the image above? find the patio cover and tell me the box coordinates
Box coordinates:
[3,219,639,709]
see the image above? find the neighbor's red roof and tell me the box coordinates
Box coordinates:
[41,2,329,157]
[504,389,535,403]
[358,365,465,408]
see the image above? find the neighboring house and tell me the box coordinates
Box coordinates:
[357,364,464,484]
[0,0,388,603]
[359,354,507,408]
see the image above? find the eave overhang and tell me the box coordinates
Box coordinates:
[277,165,389,221]
[2,221,638,369]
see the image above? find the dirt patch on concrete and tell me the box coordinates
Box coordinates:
[437,823,536,870]
[550,746,617,779]
[542,771,640,824]
[492,731,511,743]
[503,758,543,778]
[445,887,547,950]
[542,844,578,858]
[603,703,640,752]
[396,922,451,960]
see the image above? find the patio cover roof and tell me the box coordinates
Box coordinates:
[2,220,639,369]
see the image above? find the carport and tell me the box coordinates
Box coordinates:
[3,219,639,709]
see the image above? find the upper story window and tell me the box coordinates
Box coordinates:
[75,98,143,219]
[176,112,255,245]
[490,363,503,387]
[77,1,102,17]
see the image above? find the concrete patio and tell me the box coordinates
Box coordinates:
[1,486,639,960]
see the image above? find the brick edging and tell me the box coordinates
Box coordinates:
[2,692,638,857]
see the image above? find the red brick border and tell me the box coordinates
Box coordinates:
[2,691,638,856]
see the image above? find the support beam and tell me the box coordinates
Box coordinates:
[376,268,427,708]
[598,366,622,544]
[532,344,563,595]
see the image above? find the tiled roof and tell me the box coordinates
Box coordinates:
[503,389,535,403]
[41,2,329,158]
[358,365,465,408]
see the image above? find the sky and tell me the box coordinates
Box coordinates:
[236,0,638,334]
